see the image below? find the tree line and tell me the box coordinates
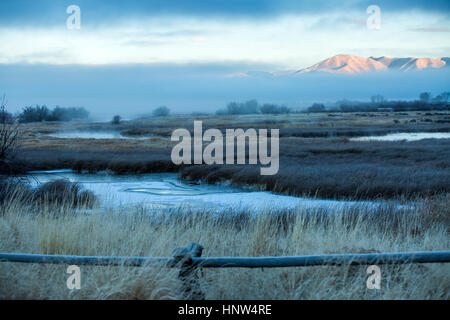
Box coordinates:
[0,105,90,124]
[216,100,291,115]
[307,91,450,113]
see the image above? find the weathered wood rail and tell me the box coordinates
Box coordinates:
[2,249,450,267]
[1,244,449,299]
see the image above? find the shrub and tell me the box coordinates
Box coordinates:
[307,103,326,113]
[420,92,431,103]
[112,115,121,125]
[0,178,98,210]
[18,105,89,123]
[233,100,258,114]
[371,94,385,104]
[33,179,97,208]
[19,105,50,123]
[260,104,290,114]
[49,106,89,121]
[215,109,227,115]
[217,100,292,115]
[153,106,170,117]
[0,109,13,124]
[432,92,450,103]
[0,96,20,174]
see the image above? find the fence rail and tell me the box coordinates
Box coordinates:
[1,250,450,268]
[2,244,449,299]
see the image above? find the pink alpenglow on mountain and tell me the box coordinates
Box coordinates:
[228,54,449,78]
[295,54,448,74]
[296,54,388,74]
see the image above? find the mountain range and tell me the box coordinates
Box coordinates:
[233,54,450,77]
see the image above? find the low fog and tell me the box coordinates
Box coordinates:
[1,63,448,120]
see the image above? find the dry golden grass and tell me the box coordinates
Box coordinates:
[0,191,449,300]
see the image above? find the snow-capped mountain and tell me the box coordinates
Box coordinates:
[295,54,448,74]
[231,54,449,78]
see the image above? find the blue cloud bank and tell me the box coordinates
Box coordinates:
[1,63,448,119]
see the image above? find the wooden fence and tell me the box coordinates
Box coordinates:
[1,243,450,299]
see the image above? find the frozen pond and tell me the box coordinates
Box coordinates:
[27,170,381,213]
[352,132,450,142]
[40,131,147,139]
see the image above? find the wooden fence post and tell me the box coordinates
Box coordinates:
[172,242,205,300]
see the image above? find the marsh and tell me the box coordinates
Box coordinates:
[2,111,449,300]
[14,111,450,199]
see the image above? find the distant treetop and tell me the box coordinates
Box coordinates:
[152,106,170,117]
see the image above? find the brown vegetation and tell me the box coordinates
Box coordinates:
[11,112,450,200]
[0,187,448,299]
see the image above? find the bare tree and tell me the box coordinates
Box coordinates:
[371,94,385,104]
[111,115,121,125]
[419,92,431,103]
[152,106,170,117]
[0,95,20,173]
[433,92,450,103]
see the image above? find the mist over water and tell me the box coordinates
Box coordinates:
[42,131,151,139]
[1,63,448,119]
[352,132,450,142]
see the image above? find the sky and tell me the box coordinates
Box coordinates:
[0,0,449,117]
